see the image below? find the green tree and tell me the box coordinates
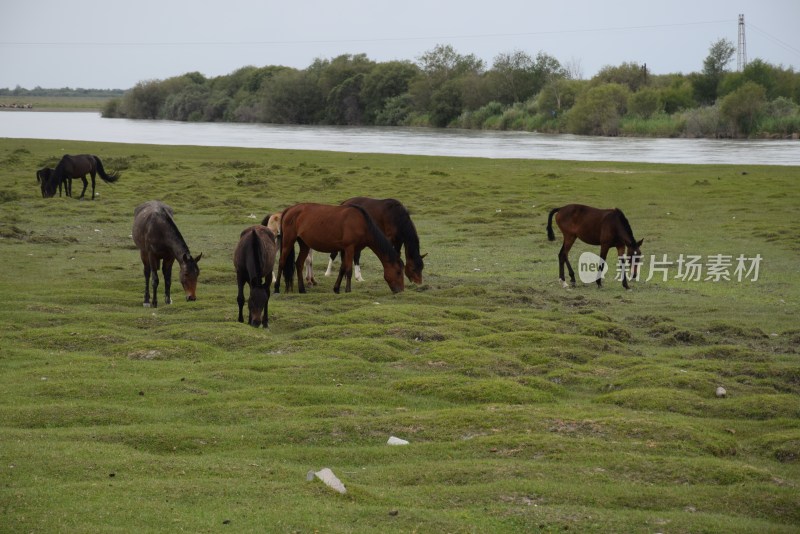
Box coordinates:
[627,87,662,118]
[719,81,767,136]
[693,38,735,104]
[566,83,630,135]
[258,69,323,124]
[360,61,419,123]
[593,62,649,92]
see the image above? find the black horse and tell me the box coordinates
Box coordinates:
[36,167,71,198]
[43,154,120,200]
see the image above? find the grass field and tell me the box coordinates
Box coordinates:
[1,138,798,533]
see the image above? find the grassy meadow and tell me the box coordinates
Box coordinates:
[0,138,799,533]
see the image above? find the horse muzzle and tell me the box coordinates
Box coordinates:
[186,295,197,302]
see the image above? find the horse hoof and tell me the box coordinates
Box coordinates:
[143,303,151,308]
[560,280,569,289]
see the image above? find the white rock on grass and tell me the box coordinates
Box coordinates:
[313,468,347,494]
[716,386,727,398]
[387,436,409,446]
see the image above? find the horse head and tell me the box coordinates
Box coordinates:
[405,252,427,284]
[179,252,202,301]
[384,258,406,294]
[627,239,644,279]
[247,282,269,328]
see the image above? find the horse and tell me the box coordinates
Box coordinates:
[36,167,71,198]
[323,197,426,284]
[274,203,405,295]
[547,204,643,289]
[42,154,120,200]
[234,225,277,328]
[132,200,202,308]
[264,212,316,286]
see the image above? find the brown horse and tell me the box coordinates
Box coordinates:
[43,154,120,200]
[132,201,202,307]
[547,204,643,289]
[324,197,426,284]
[36,167,71,198]
[234,225,277,328]
[274,203,405,294]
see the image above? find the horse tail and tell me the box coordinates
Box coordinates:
[546,207,560,241]
[351,205,399,262]
[246,229,264,286]
[93,156,120,183]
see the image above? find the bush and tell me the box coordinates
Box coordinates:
[566,83,630,135]
[719,81,767,136]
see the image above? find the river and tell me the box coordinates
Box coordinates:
[1,111,798,166]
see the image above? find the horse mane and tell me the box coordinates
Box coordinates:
[161,206,191,257]
[350,205,399,262]
[385,199,423,262]
[614,208,637,245]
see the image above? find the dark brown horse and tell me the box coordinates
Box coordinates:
[132,201,202,308]
[43,154,119,200]
[274,203,405,295]
[234,225,277,328]
[36,167,71,198]
[547,204,643,289]
[324,197,426,284]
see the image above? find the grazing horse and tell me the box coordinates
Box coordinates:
[324,197,426,284]
[132,200,202,308]
[264,212,316,286]
[43,154,120,200]
[36,167,71,198]
[274,203,405,294]
[234,225,277,328]
[547,204,643,289]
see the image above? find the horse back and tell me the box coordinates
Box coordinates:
[132,201,178,257]
[282,203,372,253]
[235,225,276,280]
[555,204,620,245]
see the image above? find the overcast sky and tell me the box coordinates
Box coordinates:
[1,0,798,90]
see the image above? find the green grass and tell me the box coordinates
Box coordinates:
[1,139,799,532]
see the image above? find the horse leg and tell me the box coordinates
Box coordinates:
[66,178,72,197]
[149,258,161,308]
[90,173,97,200]
[296,244,309,294]
[78,176,89,199]
[597,245,612,288]
[559,236,577,288]
[162,258,175,304]
[325,251,337,276]
[342,249,355,293]
[141,252,152,307]
[304,251,316,286]
[353,249,364,282]
[616,245,630,289]
[236,277,246,323]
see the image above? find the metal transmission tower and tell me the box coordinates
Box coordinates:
[737,14,748,71]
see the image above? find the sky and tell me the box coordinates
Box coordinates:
[1,0,799,90]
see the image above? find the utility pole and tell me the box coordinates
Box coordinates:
[737,14,748,71]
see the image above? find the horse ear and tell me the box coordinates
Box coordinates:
[195,252,203,262]
[636,239,644,247]
[421,253,428,259]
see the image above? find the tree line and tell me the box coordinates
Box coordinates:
[100,41,800,138]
